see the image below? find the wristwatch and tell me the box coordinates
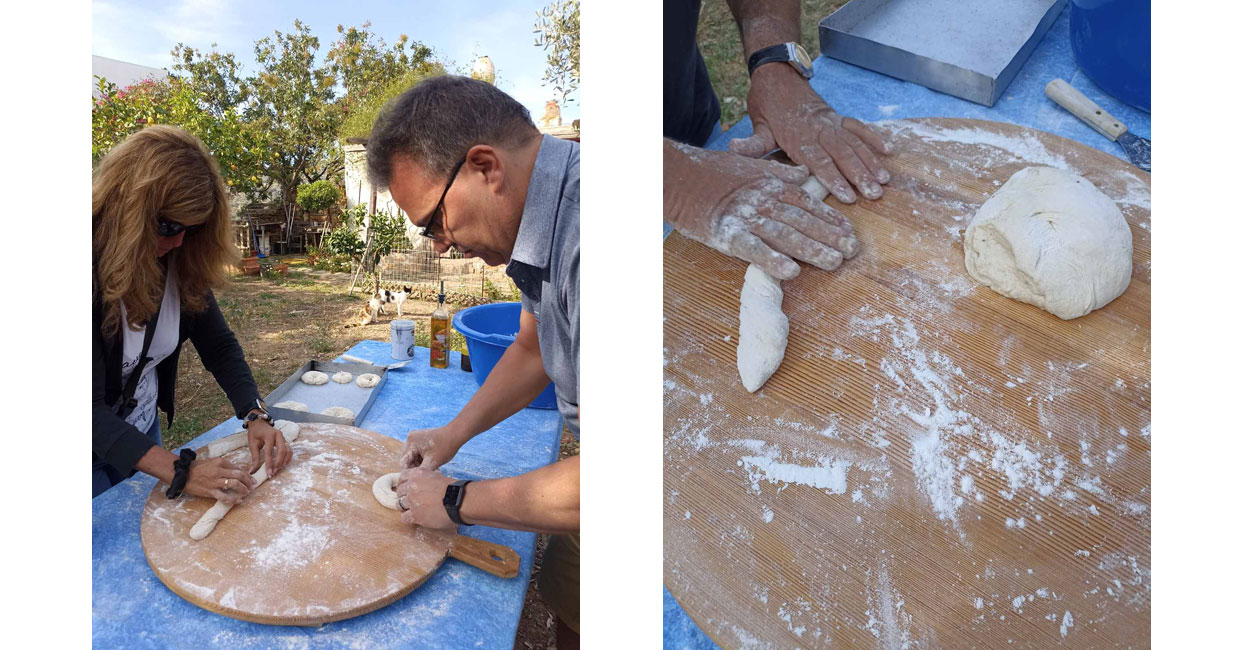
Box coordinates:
[443,479,473,526]
[747,42,814,79]
[241,398,272,429]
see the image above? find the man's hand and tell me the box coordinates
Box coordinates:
[185,457,255,505]
[730,64,891,204]
[246,417,290,476]
[394,466,456,529]
[665,138,859,281]
[400,426,468,470]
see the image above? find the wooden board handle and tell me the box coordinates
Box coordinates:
[1044,78,1127,141]
[448,535,520,579]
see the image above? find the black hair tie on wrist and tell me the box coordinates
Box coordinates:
[165,449,197,499]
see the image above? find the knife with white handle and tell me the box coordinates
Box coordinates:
[1045,78,1150,172]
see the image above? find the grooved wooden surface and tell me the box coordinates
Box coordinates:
[664,119,1150,649]
[141,422,462,626]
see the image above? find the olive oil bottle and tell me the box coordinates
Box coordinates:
[429,281,450,369]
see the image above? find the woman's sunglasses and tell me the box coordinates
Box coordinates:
[157,218,203,237]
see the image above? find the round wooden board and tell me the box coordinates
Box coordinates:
[664,118,1150,648]
[141,422,460,626]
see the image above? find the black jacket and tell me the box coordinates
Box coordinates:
[92,279,259,476]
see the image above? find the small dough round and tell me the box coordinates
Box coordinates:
[300,370,329,385]
[331,371,353,384]
[273,400,308,412]
[372,473,402,510]
[964,167,1132,320]
[356,373,380,389]
[321,406,355,419]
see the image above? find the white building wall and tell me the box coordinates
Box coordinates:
[92,55,168,97]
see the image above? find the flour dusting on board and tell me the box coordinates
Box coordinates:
[731,439,851,495]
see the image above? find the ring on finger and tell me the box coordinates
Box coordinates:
[224,478,231,490]
[398,496,409,512]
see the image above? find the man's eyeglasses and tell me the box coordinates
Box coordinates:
[420,156,467,242]
[157,218,203,238]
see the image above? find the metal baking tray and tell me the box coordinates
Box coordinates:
[819,0,1067,106]
[264,360,388,426]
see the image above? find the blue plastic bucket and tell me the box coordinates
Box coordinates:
[1069,0,1151,112]
[453,302,558,409]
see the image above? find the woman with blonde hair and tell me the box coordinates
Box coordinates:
[92,125,290,500]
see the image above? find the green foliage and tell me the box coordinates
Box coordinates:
[339,64,445,143]
[246,20,345,205]
[321,227,364,260]
[327,22,434,100]
[296,180,343,214]
[533,0,580,101]
[483,277,521,302]
[92,76,270,197]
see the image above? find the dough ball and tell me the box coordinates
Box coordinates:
[963,167,1132,320]
[372,473,402,510]
[355,373,380,389]
[273,400,308,412]
[331,371,353,384]
[321,406,355,419]
[300,370,329,385]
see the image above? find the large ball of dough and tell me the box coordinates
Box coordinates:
[963,167,1132,320]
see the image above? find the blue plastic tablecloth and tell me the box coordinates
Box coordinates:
[664,8,1149,648]
[93,341,562,649]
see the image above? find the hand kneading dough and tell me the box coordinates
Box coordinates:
[964,167,1132,320]
[737,264,789,392]
[331,371,353,384]
[321,406,354,419]
[355,373,380,389]
[273,400,308,412]
[189,419,301,540]
[300,370,329,385]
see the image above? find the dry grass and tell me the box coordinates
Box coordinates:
[161,261,570,648]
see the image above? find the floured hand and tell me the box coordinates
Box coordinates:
[664,139,858,280]
[730,64,891,204]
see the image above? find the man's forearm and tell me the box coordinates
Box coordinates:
[726,0,801,57]
[450,334,550,440]
[459,455,580,534]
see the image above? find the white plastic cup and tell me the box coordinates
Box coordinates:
[391,320,416,360]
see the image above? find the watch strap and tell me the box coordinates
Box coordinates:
[746,42,812,78]
[443,479,473,526]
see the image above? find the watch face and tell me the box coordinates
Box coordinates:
[443,484,462,506]
[792,43,814,74]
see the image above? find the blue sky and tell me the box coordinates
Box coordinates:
[91,0,579,120]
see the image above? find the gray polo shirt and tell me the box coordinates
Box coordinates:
[507,135,580,435]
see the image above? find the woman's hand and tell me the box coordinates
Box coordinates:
[184,457,255,505]
[246,417,291,476]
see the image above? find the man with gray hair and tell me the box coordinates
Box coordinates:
[370,75,580,646]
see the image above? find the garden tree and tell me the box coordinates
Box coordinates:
[296,179,343,215]
[326,22,435,103]
[170,44,248,116]
[339,64,446,143]
[533,0,580,102]
[91,76,270,199]
[247,21,345,201]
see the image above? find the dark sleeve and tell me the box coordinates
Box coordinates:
[188,291,260,419]
[664,0,720,145]
[93,326,158,475]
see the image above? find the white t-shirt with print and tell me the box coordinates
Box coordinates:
[119,272,181,433]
